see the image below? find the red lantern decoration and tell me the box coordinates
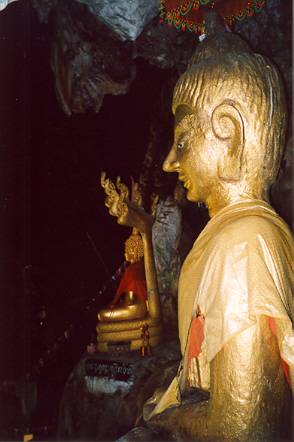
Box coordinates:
[160,0,266,34]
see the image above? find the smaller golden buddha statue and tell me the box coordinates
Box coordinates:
[96,174,162,353]
[98,228,148,323]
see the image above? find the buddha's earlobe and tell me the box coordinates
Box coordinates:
[212,102,244,182]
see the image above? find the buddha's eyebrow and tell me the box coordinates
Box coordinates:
[175,114,195,131]
[174,104,194,123]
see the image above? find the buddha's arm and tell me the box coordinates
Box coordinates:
[152,315,285,440]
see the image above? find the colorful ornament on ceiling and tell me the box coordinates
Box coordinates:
[160,0,266,35]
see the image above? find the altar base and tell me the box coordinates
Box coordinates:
[58,341,180,441]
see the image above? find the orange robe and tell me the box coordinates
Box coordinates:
[145,200,294,418]
[111,260,147,305]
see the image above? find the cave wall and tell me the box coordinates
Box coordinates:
[32,0,292,109]
[31,0,292,227]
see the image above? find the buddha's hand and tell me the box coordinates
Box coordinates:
[120,199,153,235]
[100,172,153,235]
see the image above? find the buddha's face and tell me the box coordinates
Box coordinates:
[163,106,220,204]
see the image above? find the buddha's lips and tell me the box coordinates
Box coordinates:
[179,174,190,188]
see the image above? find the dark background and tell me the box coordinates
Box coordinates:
[0,3,176,436]
[0,2,171,381]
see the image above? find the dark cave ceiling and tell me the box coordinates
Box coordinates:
[31,0,292,116]
[30,0,293,222]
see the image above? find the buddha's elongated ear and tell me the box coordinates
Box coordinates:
[211,102,244,181]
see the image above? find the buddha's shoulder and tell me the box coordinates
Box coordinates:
[213,210,293,249]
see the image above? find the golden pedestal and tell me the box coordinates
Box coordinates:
[97,311,162,353]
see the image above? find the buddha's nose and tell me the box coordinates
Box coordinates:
[162,147,179,173]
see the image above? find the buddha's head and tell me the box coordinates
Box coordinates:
[124,228,144,263]
[163,14,287,215]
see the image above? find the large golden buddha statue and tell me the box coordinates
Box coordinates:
[97,174,162,352]
[144,14,294,442]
